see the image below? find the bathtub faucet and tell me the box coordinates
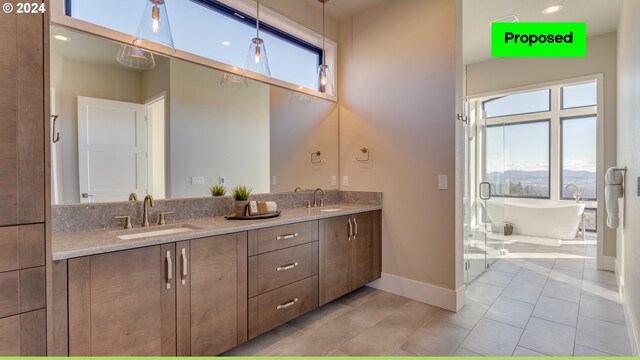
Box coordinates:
[565,184,583,203]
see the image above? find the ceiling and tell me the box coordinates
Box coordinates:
[464,0,621,65]
[303,0,387,20]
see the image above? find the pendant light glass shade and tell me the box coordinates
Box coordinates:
[245,0,271,77]
[220,72,249,89]
[117,45,156,70]
[134,0,175,52]
[317,64,334,95]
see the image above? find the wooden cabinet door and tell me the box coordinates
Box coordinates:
[319,215,352,305]
[176,233,247,356]
[68,244,176,356]
[351,211,382,289]
[0,0,45,226]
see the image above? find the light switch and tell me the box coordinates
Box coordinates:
[219,177,225,185]
[191,177,205,185]
[438,175,448,190]
[342,176,349,187]
[331,176,337,186]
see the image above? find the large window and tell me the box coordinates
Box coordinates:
[561,116,597,200]
[486,120,551,198]
[66,0,323,91]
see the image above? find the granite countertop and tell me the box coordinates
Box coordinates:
[52,204,381,260]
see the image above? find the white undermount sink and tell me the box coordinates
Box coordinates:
[114,223,202,240]
[319,207,349,213]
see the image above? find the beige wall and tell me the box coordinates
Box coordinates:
[269,86,339,193]
[50,56,143,204]
[617,0,640,348]
[466,32,618,257]
[339,0,458,292]
[261,0,339,42]
[169,59,270,198]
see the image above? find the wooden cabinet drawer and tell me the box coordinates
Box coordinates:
[249,221,318,255]
[0,309,46,356]
[248,275,318,338]
[0,225,45,273]
[0,266,45,319]
[249,242,318,297]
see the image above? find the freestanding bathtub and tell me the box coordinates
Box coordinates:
[484,200,585,239]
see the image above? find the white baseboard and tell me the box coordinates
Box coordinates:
[368,272,465,312]
[616,259,640,356]
[600,255,615,271]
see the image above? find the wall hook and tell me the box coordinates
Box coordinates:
[311,150,322,164]
[357,147,370,162]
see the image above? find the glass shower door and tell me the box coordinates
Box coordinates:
[464,101,504,284]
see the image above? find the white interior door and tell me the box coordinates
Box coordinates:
[78,96,147,203]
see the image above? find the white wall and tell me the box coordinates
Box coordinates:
[466,32,618,258]
[339,0,460,310]
[269,86,339,192]
[169,59,270,197]
[617,0,640,351]
[50,56,143,204]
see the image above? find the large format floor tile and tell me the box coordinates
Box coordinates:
[518,317,576,356]
[459,318,523,356]
[501,280,543,304]
[484,296,535,328]
[532,296,579,327]
[575,316,632,356]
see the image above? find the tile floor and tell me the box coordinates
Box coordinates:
[224,238,633,356]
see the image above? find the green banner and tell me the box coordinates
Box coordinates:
[492,22,587,58]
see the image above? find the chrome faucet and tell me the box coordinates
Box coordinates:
[565,184,583,203]
[313,188,325,207]
[142,195,155,227]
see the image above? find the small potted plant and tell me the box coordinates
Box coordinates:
[232,185,251,216]
[209,184,226,197]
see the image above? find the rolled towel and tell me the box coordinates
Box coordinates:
[605,167,623,229]
[256,201,278,214]
[248,201,259,216]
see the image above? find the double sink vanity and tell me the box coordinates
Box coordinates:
[51,192,381,356]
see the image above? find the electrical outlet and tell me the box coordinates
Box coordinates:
[438,175,448,190]
[272,176,277,186]
[191,177,205,185]
[219,177,225,185]
[331,176,337,186]
[342,176,349,187]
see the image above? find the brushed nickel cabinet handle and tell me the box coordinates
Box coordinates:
[181,248,188,285]
[165,250,172,289]
[353,217,358,240]
[276,262,299,271]
[276,298,299,310]
[276,233,298,240]
[348,218,352,241]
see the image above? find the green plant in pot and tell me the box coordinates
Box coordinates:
[209,184,226,197]
[232,185,252,216]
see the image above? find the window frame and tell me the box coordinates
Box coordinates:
[51,0,338,101]
[560,82,598,110]
[485,119,552,200]
[483,89,551,119]
[560,115,598,202]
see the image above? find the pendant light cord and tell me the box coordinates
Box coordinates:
[322,0,326,66]
[256,0,260,38]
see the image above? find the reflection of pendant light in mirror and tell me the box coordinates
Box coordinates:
[117,45,156,70]
[245,0,271,77]
[317,0,334,94]
[134,0,175,52]
[220,72,249,89]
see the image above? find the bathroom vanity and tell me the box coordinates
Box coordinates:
[52,204,381,356]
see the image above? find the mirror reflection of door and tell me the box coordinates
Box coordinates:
[77,96,148,203]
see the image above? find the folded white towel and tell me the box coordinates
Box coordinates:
[605,167,624,229]
[248,201,259,216]
[265,201,277,213]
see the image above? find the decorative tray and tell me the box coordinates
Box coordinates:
[224,211,281,220]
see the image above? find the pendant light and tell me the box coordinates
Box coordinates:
[117,45,156,70]
[134,0,175,52]
[245,0,271,77]
[317,0,334,94]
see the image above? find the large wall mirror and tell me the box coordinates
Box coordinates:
[50,27,339,205]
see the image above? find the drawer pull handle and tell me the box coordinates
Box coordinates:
[276,298,299,310]
[165,250,172,289]
[277,233,299,240]
[276,262,299,271]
